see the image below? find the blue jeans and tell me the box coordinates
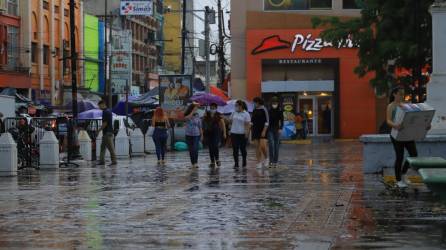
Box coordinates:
[186,135,200,165]
[268,130,280,164]
[153,128,168,160]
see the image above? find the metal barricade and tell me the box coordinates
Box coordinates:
[4,117,36,169]
[76,119,102,161]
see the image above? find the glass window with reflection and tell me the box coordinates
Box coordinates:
[264,0,332,11]
[343,0,361,9]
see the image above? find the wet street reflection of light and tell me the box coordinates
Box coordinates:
[0,142,446,249]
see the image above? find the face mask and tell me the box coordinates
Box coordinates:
[272,104,278,109]
[210,109,216,115]
[176,84,181,88]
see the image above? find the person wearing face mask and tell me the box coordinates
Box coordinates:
[267,97,284,167]
[184,103,203,168]
[203,103,227,168]
[229,100,251,168]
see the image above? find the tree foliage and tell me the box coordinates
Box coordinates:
[312,0,433,97]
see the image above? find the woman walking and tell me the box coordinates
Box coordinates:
[184,103,203,168]
[152,107,170,165]
[268,97,284,167]
[387,86,429,188]
[251,97,269,168]
[230,100,251,168]
[203,103,227,168]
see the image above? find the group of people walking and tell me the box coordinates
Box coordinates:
[147,97,284,169]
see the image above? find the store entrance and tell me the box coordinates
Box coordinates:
[298,94,333,136]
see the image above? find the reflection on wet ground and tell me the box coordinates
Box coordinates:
[0,141,446,249]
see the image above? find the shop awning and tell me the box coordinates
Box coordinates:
[261,80,334,93]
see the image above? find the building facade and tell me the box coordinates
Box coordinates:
[19,0,83,105]
[231,0,384,139]
[0,0,31,92]
[83,0,161,94]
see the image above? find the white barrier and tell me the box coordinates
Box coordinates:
[0,133,17,176]
[39,131,59,169]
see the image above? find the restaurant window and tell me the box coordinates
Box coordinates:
[43,0,49,10]
[43,45,49,65]
[343,0,361,9]
[264,0,332,11]
[31,42,38,63]
[7,26,19,68]
[6,0,18,16]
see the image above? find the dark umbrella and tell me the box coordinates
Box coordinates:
[190,93,227,106]
[65,100,98,113]
[78,109,116,119]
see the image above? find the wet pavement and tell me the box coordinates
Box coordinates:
[1,141,446,249]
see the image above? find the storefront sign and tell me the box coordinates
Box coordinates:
[111,29,132,94]
[159,75,193,120]
[252,33,356,55]
[263,58,324,65]
[120,1,153,16]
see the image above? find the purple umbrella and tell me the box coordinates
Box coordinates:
[218,100,254,114]
[78,109,116,119]
[65,99,98,113]
[190,93,226,106]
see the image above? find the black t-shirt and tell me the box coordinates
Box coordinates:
[251,107,269,132]
[102,109,114,133]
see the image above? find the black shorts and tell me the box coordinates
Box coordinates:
[252,126,266,140]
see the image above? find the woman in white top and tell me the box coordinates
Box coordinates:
[230,100,251,168]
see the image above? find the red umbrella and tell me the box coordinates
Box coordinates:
[210,85,229,101]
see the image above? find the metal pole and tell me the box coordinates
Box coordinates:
[205,6,210,93]
[181,0,187,74]
[108,13,114,108]
[104,0,108,103]
[69,0,78,118]
[217,0,225,89]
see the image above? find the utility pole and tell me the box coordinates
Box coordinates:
[103,0,110,107]
[204,6,211,93]
[217,0,225,89]
[181,0,187,74]
[69,0,78,118]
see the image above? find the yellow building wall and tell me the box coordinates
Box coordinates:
[163,0,182,73]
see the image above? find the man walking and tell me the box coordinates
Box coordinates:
[268,97,284,167]
[97,100,117,166]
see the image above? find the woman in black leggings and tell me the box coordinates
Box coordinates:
[386,87,430,188]
[230,100,251,168]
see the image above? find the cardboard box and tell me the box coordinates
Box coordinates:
[391,103,435,141]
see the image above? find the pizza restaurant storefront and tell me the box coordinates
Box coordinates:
[246,29,377,139]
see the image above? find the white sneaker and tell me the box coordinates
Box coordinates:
[256,162,263,169]
[263,159,269,167]
[396,181,408,188]
[403,175,412,185]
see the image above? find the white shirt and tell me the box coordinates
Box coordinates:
[230,111,251,134]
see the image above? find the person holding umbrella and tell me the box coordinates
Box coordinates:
[203,103,227,168]
[184,103,203,168]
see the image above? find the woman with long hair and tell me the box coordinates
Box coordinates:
[251,97,269,168]
[184,103,203,168]
[386,86,430,188]
[203,103,227,168]
[230,100,251,168]
[152,107,170,165]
